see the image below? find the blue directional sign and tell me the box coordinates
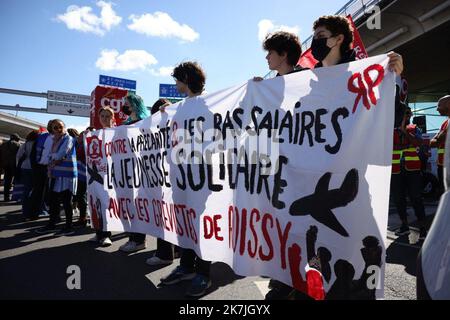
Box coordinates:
[159,84,187,98]
[99,75,136,90]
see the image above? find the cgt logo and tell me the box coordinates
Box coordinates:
[86,135,103,160]
[348,64,384,114]
[100,96,126,112]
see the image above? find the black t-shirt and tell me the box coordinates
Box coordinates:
[314,49,356,69]
[276,66,310,77]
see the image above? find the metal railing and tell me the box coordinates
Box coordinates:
[301,0,384,51]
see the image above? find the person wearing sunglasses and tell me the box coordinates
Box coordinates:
[36,119,78,235]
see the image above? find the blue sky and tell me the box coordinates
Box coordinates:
[0,0,350,131]
[0,0,443,133]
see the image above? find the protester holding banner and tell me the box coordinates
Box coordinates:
[36,120,77,235]
[122,92,150,125]
[89,107,114,246]
[118,93,150,253]
[252,30,313,300]
[391,107,427,240]
[310,15,403,75]
[254,31,306,82]
[275,14,403,300]
[430,95,450,196]
[145,98,181,266]
[150,98,171,115]
[159,61,214,297]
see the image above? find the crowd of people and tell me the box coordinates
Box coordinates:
[1,14,448,299]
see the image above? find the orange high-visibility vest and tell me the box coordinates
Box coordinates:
[437,119,448,166]
[392,126,422,174]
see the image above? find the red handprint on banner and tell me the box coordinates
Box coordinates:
[348,64,385,114]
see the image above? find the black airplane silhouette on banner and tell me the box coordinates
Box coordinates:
[88,163,104,185]
[289,169,359,237]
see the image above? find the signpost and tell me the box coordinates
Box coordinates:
[46,90,91,117]
[47,91,91,105]
[99,75,136,91]
[47,100,90,117]
[159,83,187,99]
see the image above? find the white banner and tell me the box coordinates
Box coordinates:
[86,54,395,299]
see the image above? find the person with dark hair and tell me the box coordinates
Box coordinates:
[430,95,450,196]
[29,120,54,219]
[311,15,403,74]
[254,30,309,300]
[391,107,427,240]
[145,98,180,265]
[1,133,21,201]
[36,119,78,235]
[160,61,212,297]
[151,98,171,115]
[311,15,354,62]
[16,130,39,218]
[171,61,206,94]
[67,128,80,138]
[263,31,303,74]
[119,93,150,253]
[254,31,306,81]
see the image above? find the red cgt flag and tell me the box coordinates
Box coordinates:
[347,15,368,60]
[297,15,368,69]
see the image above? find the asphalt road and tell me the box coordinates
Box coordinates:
[0,198,438,300]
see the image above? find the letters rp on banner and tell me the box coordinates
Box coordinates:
[86,54,395,300]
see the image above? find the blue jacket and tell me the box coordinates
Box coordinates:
[50,134,78,178]
[34,132,50,164]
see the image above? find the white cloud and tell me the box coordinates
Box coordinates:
[257,19,300,42]
[96,49,158,71]
[128,11,199,42]
[56,1,122,36]
[150,66,174,77]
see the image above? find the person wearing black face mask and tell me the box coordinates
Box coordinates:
[119,93,151,253]
[311,15,403,75]
[122,104,132,116]
[310,35,340,63]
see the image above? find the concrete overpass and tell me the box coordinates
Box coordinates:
[0,111,46,141]
[353,0,450,103]
[300,0,450,103]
